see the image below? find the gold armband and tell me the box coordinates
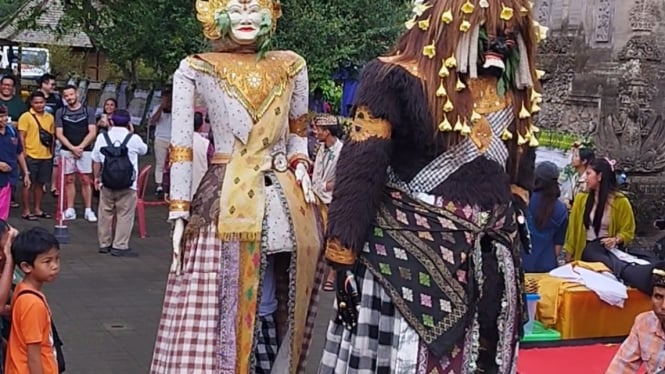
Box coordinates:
[169,146,193,163]
[349,106,392,142]
[289,114,309,137]
[325,238,357,266]
[288,153,311,170]
[169,200,191,212]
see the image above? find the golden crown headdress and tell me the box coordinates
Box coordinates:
[195,0,282,40]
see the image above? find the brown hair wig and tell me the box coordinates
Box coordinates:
[387,0,542,170]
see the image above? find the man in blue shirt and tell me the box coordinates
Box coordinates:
[0,105,30,219]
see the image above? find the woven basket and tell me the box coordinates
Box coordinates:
[524,276,540,294]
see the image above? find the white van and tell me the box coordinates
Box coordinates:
[0,46,51,80]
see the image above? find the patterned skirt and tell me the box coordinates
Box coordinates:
[151,165,325,373]
[319,265,466,374]
[319,189,523,374]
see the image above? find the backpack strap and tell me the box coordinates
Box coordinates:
[103,131,113,147]
[121,133,133,147]
[15,289,64,352]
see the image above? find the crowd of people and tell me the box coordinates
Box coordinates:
[1,0,664,371]
[0,73,155,258]
[522,144,664,295]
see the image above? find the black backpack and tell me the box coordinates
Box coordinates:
[101,132,135,190]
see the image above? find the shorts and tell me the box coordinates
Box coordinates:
[60,150,93,175]
[53,140,62,166]
[26,157,53,185]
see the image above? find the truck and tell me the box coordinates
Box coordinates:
[0,46,51,80]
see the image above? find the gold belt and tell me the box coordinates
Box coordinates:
[211,152,232,165]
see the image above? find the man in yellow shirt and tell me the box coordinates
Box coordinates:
[17,91,54,221]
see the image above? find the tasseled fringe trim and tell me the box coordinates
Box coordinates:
[217,231,260,242]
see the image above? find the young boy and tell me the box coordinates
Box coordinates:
[5,227,60,374]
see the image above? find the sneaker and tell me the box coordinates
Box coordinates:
[84,210,98,223]
[63,208,76,221]
[110,248,138,257]
[98,246,111,254]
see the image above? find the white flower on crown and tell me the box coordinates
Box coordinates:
[411,0,431,17]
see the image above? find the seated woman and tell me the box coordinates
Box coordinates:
[522,162,568,273]
[564,158,659,294]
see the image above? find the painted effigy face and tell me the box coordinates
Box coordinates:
[480,31,517,76]
[226,0,265,45]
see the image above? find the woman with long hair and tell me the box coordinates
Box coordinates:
[565,158,658,294]
[96,98,117,133]
[523,162,568,272]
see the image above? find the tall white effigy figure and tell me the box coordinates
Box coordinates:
[150,1,325,373]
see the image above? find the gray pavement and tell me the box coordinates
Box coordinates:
[6,162,334,374]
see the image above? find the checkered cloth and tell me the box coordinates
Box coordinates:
[319,265,465,374]
[151,224,239,374]
[389,107,513,194]
[255,314,279,374]
[319,265,400,374]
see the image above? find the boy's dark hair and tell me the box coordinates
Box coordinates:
[194,112,204,132]
[29,90,46,102]
[11,227,59,267]
[37,73,56,86]
[579,148,595,165]
[63,84,78,93]
[0,219,8,235]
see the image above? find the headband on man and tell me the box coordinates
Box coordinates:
[653,268,665,289]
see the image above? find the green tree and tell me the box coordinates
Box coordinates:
[275,0,409,85]
[50,0,408,84]
[54,0,204,83]
[0,0,24,23]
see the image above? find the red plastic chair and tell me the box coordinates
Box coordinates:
[136,164,167,238]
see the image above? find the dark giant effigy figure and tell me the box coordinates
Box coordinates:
[320,0,546,373]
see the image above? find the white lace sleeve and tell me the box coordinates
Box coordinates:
[287,62,310,162]
[168,58,197,220]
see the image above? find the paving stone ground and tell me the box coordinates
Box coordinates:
[6,158,334,374]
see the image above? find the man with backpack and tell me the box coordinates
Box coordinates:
[91,110,147,257]
[55,85,98,222]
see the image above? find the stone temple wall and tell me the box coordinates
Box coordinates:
[534,0,665,235]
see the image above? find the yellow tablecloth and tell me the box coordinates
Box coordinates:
[526,273,651,340]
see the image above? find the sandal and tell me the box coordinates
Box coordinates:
[323,280,335,292]
[34,212,52,219]
[22,214,37,221]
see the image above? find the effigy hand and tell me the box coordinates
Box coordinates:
[512,194,532,254]
[295,162,317,204]
[170,218,185,275]
[335,269,360,330]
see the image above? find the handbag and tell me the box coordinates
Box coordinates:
[31,113,54,149]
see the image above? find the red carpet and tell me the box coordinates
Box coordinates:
[517,344,646,374]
